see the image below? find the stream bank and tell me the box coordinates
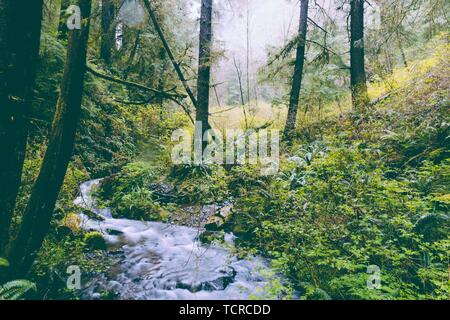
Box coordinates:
[75,179,276,300]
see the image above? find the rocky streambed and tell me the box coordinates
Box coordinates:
[74,179,274,300]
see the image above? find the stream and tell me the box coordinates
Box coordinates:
[74,179,272,300]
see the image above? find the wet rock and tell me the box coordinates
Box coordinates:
[108,249,125,257]
[199,230,224,244]
[91,293,101,300]
[108,281,122,292]
[106,228,123,236]
[218,204,233,219]
[205,216,224,231]
[81,208,105,221]
[149,183,177,203]
[176,266,237,292]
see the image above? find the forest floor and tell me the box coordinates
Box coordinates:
[27,37,449,300]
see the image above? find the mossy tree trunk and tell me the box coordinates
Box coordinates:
[58,0,71,40]
[6,0,92,279]
[0,0,44,257]
[196,0,213,152]
[284,0,309,138]
[100,0,116,64]
[350,0,370,112]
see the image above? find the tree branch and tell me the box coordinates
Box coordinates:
[86,64,185,100]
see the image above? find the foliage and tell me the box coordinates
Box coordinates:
[0,258,36,300]
[168,164,229,205]
[96,162,169,220]
[3,0,448,301]
[0,280,37,300]
[224,54,450,300]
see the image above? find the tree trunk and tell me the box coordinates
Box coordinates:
[233,57,249,130]
[397,33,408,68]
[0,0,44,257]
[158,47,167,119]
[350,0,369,112]
[284,0,309,137]
[100,0,115,64]
[124,30,141,79]
[58,0,71,40]
[6,0,92,279]
[143,0,198,110]
[196,0,213,152]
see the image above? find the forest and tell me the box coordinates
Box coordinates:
[0,0,448,301]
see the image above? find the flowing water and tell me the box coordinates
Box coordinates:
[74,179,272,300]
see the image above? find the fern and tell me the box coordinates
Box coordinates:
[0,280,36,300]
[0,259,36,300]
[0,258,9,268]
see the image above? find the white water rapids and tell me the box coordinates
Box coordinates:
[74,179,273,300]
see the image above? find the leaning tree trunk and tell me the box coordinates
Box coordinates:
[6,0,92,279]
[196,0,213,152]
[284,0,309,138]
[350,0,369,112]
[0,0,44,257]
[100,0,115,64]
[143,0,201,115]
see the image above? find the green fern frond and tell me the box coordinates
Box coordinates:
[0,280,36,300]
[0,258,9,268]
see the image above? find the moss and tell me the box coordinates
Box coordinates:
[199,231,224,244]
[83,232,107,251]
[60,212,81,233]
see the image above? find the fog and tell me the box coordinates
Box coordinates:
[187,0,299,87]
[121,0,364,105]
[184,0,345,106]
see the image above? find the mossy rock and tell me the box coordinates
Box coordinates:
[82,209,105,221]
[61,212,81,233]
[106,229,123,236]
[157,208,171,222]
[199,231,224,244]
[84,232,107,250]
[205,216,224,231]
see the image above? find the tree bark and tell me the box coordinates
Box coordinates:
[397,32,408,68]
[100,0,115,64]
[196,0,213,151]
[0,0,44,257]
[284,0,309,137]
[58,0,71,40]
[233,57,249,130]
[6,0,92,279]
[350,0,369,112]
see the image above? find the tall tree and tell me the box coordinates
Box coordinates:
[0,0,44,257]
[6,0,92,279]
[143,0,198,110]
[284,0,309,137]
[100,0,115,64]
[350,0,369,111]
[196,0,213,151]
